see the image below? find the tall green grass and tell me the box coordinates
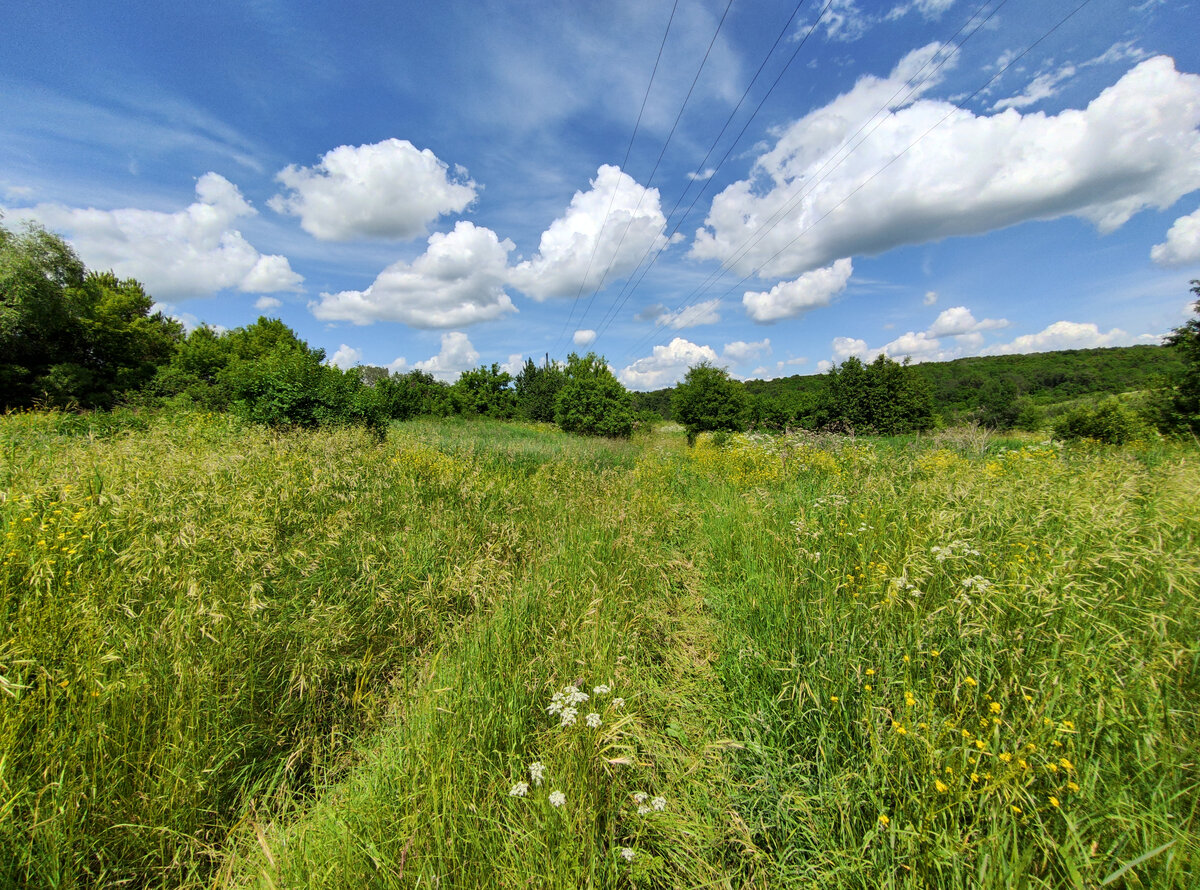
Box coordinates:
[1,413,1196,887]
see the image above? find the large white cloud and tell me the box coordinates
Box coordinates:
[652,299,723,329]
[8,173,302,299]
[981,321,1156,355]
[508,165,673,300]
[618,337,719,390]
[826,305,1011,365]
[270,139,477,241]
[309,221,517,328]
[328,344,363,369]
[722,338,771,363]
[1151,205,1200,265]
[743,259,853,322]
[413,332,481,382]
[692,53,1200,280]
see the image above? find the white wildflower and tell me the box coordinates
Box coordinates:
[633,792,648,804]
[586,712,602,728]
[559,707,578,727]
[549,790,566,808]
[510,781,529,797]
[593,684,611,696]
[651,796,666,811]
[611,697,625,709]
[529,762,546,786]
[620,847,635,862]
[637,805,651,815]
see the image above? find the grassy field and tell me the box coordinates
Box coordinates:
[1,411,1197,888]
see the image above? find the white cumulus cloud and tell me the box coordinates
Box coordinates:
[743,258,853,322]
[692,54,1200,280]
[309,221,517,328]
[270,138,476,241]
[328,344,363,369]
[254,296,282,311]
[573,329,597,346]
[413,332,481,382]
[508,165,673,300]
[1151,205,1200,265]
[981,321,1155,355]
[653,299,722,329]
[9,173,302,299]
[927,306,1008,336]
[618,337,719,390]
[722,338,771,363]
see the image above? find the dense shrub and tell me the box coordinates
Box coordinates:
[514,357,566,422]
[672,362,748,445]
[815,354,935,435]
[554,352,634,438]
[1052,399,1151,444]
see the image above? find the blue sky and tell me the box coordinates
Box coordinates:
[3,0,1199,388]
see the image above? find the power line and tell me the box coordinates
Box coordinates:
[621,0,1028,361]
[566,0,736,348]
[554,0,680,349]
[592,0,835,343]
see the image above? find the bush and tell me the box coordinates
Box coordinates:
[554,352,634,438]
[1052,399,1151,444]
[672,362,747,445]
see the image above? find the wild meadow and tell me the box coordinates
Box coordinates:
[0,410,1197,888]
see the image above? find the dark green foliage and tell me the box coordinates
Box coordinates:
[451,363,516,418]
[373,370,452,420]
[815,354,935,435]
[514,357,566,422]
[1052,399,1151,444]
[672,362,748,445]
[554,352,634,438]
[0,222,181,408]
[1160,281,1200,434]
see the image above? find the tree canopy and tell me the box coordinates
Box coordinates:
[672,362,747,445]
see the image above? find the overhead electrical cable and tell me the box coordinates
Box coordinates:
[565,0,736,347]
[590,0,830,342]
[554,0,680,350]
[621,0,1029,360]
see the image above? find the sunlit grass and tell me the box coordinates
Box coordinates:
[1,412,1196,887]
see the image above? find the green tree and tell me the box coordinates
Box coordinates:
[815,354,934,435]
[514,356,566,422]
[1,221,180,407]
[451,363,516,418]
[1161,280,1200,434]
[554,352,634,438]
[672,362,748,445]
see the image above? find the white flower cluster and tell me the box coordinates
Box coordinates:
[547,682,616,730]
[931,540,982,562]
[529,761,545,786]
[549,790,566,808]
[961,575,992,592]
[633,791,667,816]
[510,781,529,797]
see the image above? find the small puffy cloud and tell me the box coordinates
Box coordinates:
[693,55,1200,280]
[1151,205,1200,265]
[832,336,869,361]
[805,0,872,42]
[618,337,719,390]
[328,344,363,369]
[254,296,283,311]
[310,221,517,328]
[388,357,410,374]
[687,168,716,182]
[270,139,476,241]
[981,321,1154,355]
[927,306,1007,336]
[923,290,938,306]
[413,331,481,382]
[887,0,956,20]
[743,259,853,322]
[573,329,597,346]
[508,165,672,300]
[9,173,302,299]
[654,299,722,329]
[500,353,525,376]
[722,338,771,363]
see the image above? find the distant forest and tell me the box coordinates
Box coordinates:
[633,345,1182,426]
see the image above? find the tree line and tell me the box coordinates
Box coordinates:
[4,220,1199,442]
